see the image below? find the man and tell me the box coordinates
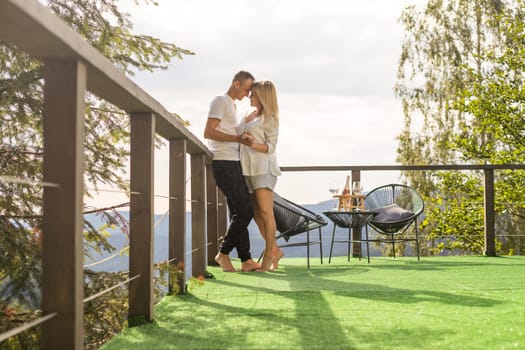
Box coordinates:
[204,71,261,272]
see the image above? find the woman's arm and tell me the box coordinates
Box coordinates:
[244,127,278,154]
[248,141,269,153]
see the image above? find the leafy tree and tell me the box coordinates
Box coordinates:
[396,0,504,181]
[453,2,525,253]
[0,0,193,348]
[396,0,524,255]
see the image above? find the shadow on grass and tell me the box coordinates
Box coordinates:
[102,291,356,349]
[210,265,502,308]
[104,291,453,350]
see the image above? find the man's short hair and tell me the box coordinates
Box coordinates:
[233,70,254,83]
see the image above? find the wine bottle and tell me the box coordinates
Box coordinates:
[342,175,350,195]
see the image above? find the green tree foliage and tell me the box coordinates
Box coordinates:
[396,0,525,255]
[0,1,193,348]
[454,3,525,253]
[454,3,525,160]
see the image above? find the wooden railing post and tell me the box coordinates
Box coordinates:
[129,112,155,323]
[206,164,219,266]
[351,170,362,257]
[191,153,206,277]
[42,59,86,350]
[484,168,496,256]
[169,139,187,294]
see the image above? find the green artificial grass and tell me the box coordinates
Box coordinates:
[101,256,525,350]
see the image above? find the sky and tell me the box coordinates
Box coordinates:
[86,0,426,213]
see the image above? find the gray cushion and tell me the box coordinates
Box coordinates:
[373,204,414,222]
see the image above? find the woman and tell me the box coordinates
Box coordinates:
[238,80,284,271]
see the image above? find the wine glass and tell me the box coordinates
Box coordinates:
[352,181,363,195]
[328,181,339,209]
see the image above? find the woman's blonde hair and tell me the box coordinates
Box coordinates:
[252,80,279,128]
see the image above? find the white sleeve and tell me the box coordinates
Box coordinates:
[208,96,225,120]
[265,127,279,154]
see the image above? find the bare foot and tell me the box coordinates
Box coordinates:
[272,249,285,270]
[241,258,261,272]
[258,253,275,272]
[215,253,236,272]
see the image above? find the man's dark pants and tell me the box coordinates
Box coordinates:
[211,160,253,261]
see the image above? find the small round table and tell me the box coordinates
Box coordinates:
[323,210,377,263]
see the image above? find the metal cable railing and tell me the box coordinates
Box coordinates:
[0,173,211,344]
[0,313,57,344]
[83,245,130,269]
[0,175,222,205]
[83,207,169,269]
[83,275,140,304]
[0,175,59,188]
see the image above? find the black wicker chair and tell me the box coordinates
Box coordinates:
[364,184,424,260]
[271,193,328,268]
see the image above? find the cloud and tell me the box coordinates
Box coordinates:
[126,0,416,97]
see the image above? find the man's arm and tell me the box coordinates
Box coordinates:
[241,133,269,153]
[204,118,243,143]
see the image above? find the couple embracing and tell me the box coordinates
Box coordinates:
[204,71,283,272]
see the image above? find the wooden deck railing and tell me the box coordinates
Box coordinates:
[0,0,226,348]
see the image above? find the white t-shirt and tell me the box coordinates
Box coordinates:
[207,94,240,161]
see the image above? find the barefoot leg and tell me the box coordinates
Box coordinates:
[215,252,236,272]
[272,243,285,269]
[241,258,261,272]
